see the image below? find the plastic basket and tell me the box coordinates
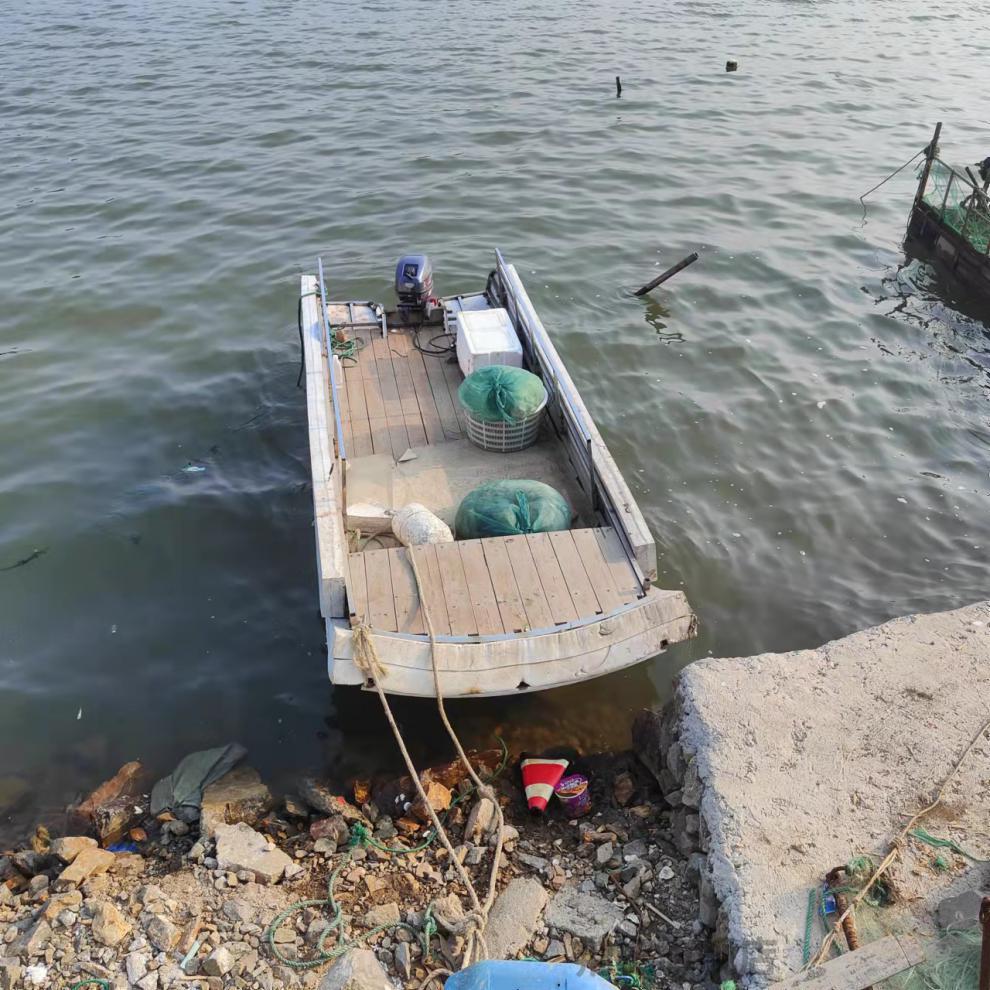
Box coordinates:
[462,393,547,452]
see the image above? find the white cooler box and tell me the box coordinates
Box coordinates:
[455,307,523,377]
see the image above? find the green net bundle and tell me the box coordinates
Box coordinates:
[455,480,571,540]
[458,366,546,423]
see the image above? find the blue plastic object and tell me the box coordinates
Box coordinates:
[446,960,619,990]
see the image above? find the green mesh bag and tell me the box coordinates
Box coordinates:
[455,480,572,540]
[457,365,546,423]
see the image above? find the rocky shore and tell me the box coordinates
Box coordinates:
[0,744,716,990]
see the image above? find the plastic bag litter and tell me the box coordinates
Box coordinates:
[455,480,571,540]
[458,365,546,423]
[392,503,454,546]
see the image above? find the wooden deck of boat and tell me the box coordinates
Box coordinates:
[347,526,644,636]
[338,327,466,460]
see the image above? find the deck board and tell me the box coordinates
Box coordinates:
[458,540,504,635]
[571,528,623,612]
[388,548,426,634]
[364,548,397,631]
[548,529,603,617]
[349,528,639,637]
[480,537,529,633]
[410,544,451,636]
[433,542,477,634]
[526,532,579,625]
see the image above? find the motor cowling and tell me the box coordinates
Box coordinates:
[394,254,434,312]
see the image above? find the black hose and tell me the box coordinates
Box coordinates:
[296,295,305,388]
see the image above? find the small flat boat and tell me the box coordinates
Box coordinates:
[300,250,696,698]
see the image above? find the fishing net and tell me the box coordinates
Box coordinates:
[921,160,990,254]
[454,480,571,540]
[458,366,546,423]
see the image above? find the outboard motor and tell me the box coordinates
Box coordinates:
[394,254,434,316]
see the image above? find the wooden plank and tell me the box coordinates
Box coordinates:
[420,348,463,440]
[388,548,425,634]
[408,544,451,636]
[387,332,428,449]
[433,541,477,635]
[457,540,504,635]
[363,548,397,632]
[371,331,409,458]
[480,537,529,633]
[502,535,555,630]
[769,934,930,990]
[595,527,643,603]
[347,550,368,622]
[548,529,603,616]
[527,532,579,624]
[342,352,374,457]
[402,338,446,445]
[571,528,624,612]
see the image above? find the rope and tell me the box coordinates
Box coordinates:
[802,887,818,966]
[909,827,988,863]
[70,982,111,990]
[805,712,990,968]
[350,542,507,978]
[859,149,925,205]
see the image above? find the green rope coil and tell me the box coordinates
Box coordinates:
[70,982,111,990]
[802,887,818,966]
[909,827,987,863]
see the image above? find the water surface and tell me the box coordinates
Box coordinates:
[2,0,989,839]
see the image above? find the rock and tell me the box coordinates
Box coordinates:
[40,890,82,921]
[298,779,365,822]
[214,823,293,884]
[431,894,464,934]
[310,816,350,846]
[54,847,115,890]
[483,878,548,960]
[317,948,392,990]
[0,957,21,990]
[464,845,486,866]
[222,898,255,925]
[126,950,151,984]
[363,904,401,928]
[411,780,451,823]
[50,836,98,864]
[284,795,310,819]
[313,838,337,856]
[658,865,675,881]
[26,875,48,897]
[622,839,648,860]
[463,798,496,843]
[395,873,420,898]
[145,914,180,952]
[394,941,411,979]
[203,946,235,977]
[545,939,565,959]
[681,761,702,810]
[12,921,51,960]
[200,767,273,839]
[111,852,145,878]
[596,842,614,866]
[93,796,141,845]
[74,761,145,821]
[544,886,625,949]
[613,772,635,807]
[136,972,159,990]
[91,901,132,947]
[936,889,990,931]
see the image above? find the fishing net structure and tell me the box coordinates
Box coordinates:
[458,365,547,423]
[454,479,571,540]
[921,160,990,254]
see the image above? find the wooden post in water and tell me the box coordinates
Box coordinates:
[615,76,622,98]
[634,253,699,296]
[914,121,942,207]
